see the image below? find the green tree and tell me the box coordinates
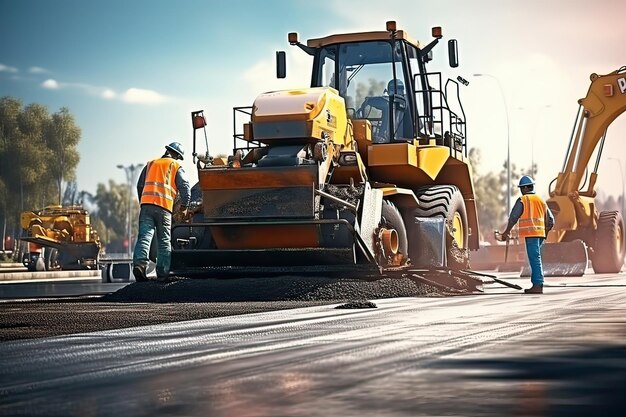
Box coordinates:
[0,97,21,251]
[469,148,506,242]
[17,103,56,209]
[0,97,82,254]
[91,180,139,253]
[47,107,81,204]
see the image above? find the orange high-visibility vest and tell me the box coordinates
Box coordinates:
[140,158,181,212]
[519,194,548,238]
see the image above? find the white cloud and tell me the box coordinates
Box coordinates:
[121,87,168,104]
[41,79,60,89]
[37,78,169,105]
[101,89,116,99]
[29,66,49,74]
[0,63,18,73]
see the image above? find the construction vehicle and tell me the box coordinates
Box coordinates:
[20,205,101,271]
[169,22,480,278]
[473,66,626,275]
[545,66,626,274]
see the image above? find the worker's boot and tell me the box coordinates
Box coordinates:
[132,265,148,282]
[524,284,543,294]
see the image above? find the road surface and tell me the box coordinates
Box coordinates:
[1,273,625,416]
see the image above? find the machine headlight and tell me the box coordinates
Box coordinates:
[339,153,358,166]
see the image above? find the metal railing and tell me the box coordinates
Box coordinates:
[414,72,467,156]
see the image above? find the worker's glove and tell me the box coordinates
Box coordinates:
[496,231,509,242]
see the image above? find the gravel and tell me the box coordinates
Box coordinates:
[103,275,438,303]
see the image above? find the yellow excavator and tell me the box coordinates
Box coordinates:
[544,66,626,274]
[473,66,626,275]
[169,22,482,278]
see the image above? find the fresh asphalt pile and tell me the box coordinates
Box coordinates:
[0,276,440,341]
[104,275,440,303]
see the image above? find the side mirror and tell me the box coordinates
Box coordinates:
[448,39,459,68]
[276,51,286,79]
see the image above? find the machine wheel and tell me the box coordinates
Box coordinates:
[414,185,469,269]
[379,200,409,267]
[312,141,327,162]
[44,248,60,271]
[591,211,625,273]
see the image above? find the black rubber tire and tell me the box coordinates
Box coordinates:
[413,185,469,269]
[592,211,625,273]
[44,248,59,271]
[380,200,408,266]
[312,142,327,162]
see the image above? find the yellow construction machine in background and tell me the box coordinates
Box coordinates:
[474,66,626,275]
[170,22,481,276]
[545,66,626,274]
[20,205,101,271]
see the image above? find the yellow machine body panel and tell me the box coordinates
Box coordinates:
[251,87,349,147]
[21,205,98,245]
[367,143,450,181]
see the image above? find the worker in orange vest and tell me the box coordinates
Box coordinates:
[499,175,554,294]
[133,142,191,282]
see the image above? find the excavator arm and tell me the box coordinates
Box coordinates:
[545,66,626,274]
[552,66,626,198]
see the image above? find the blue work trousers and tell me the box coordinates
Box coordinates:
[133,204,172,278]
[524,237,545,285]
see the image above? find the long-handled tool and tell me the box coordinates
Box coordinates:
[494,230,509,263]
[462,269,523,290]
[493,230,522,273]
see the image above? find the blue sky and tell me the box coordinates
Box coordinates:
[1,0,625,202]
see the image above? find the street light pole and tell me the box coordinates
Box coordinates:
[608,157,625,220]
[117,164,144,257]
[517,104,551,176]
[474,73,511,215]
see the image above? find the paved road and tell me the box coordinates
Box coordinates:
[1,273,625,417]
[0,279,126,299]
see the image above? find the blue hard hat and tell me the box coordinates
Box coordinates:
[387,79,404,95]
[165,142,184,160]
[518,175,535,187]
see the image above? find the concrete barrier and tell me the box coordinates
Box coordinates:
[0,269,101,282]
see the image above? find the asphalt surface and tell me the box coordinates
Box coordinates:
[1,273,625,417]
[0,275,439,341]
